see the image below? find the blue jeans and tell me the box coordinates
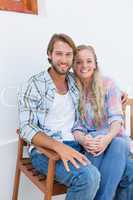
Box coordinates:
[31,141,100,200]
[114,155,133,200]
[85,137,130,200]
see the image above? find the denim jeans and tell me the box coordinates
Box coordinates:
[85,137,131,200]
[31,141,100,200]
[114,155,133,200]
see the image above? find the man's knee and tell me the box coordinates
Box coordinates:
[73,164,100,191]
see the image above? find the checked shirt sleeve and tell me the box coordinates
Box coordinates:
[18,78,43,143]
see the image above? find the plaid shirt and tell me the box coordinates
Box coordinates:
[18,68,79,144]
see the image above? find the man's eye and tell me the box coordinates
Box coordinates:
[56,52,62,56]
[76,61,81,64]
[66,53,73,57]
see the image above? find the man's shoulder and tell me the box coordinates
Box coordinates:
[29,69,49,83]
[19,70,50,96]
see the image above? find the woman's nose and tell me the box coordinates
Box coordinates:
[82,62,88,68]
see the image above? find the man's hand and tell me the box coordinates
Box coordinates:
[54,142,89,172]
[121,91,128,110]
[32,132,89,172]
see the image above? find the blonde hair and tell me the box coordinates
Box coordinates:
[74,45,105,126]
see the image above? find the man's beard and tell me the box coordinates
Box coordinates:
[52,62,71,75]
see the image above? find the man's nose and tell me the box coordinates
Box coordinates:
[61,55,67,63]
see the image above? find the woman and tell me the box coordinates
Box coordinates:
[72,45,133,200]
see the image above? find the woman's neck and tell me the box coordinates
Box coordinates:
[82,78,92,92]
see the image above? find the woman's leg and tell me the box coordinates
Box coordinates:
[86,137,128,200]
[114,155,133,200]
[85,153,104,170]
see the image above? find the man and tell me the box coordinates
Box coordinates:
[18,33,100,200]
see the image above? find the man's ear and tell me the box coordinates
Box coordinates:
[48,52,52,64]
[48,52,52,60]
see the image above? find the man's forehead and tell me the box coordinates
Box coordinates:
[53,40,73,53]
[54,50,73,54]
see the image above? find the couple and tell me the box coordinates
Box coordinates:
[18,33,133,200]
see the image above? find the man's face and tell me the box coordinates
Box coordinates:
[48,40,73,75]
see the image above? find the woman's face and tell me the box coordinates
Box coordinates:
[74,48,96,80]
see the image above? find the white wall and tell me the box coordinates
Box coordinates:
[0,0,133,199]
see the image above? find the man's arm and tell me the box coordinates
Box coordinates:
[121,91,128,110]
[18,79,88,172]
[32,132,89,172]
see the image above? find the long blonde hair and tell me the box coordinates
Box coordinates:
[74,45,105,126]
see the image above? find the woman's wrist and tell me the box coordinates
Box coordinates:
[73,131,85,145]
[108,121,122,139]
[106,133,113,144]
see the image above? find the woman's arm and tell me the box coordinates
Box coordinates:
[93,121,122,156]
[92,79,124,155]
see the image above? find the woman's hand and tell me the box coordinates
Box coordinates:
[81,135,97,153]
[80,134,103,156]
[92,134,112,156]
[73,131,97,154]
[91,121,122,156]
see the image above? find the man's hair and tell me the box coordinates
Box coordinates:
[47,33,77,63]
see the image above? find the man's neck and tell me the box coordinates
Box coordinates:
[49,67,66,83]
[48,67,68,94]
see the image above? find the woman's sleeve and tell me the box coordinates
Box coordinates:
[71,112,88,134]
[106,79,124,126]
